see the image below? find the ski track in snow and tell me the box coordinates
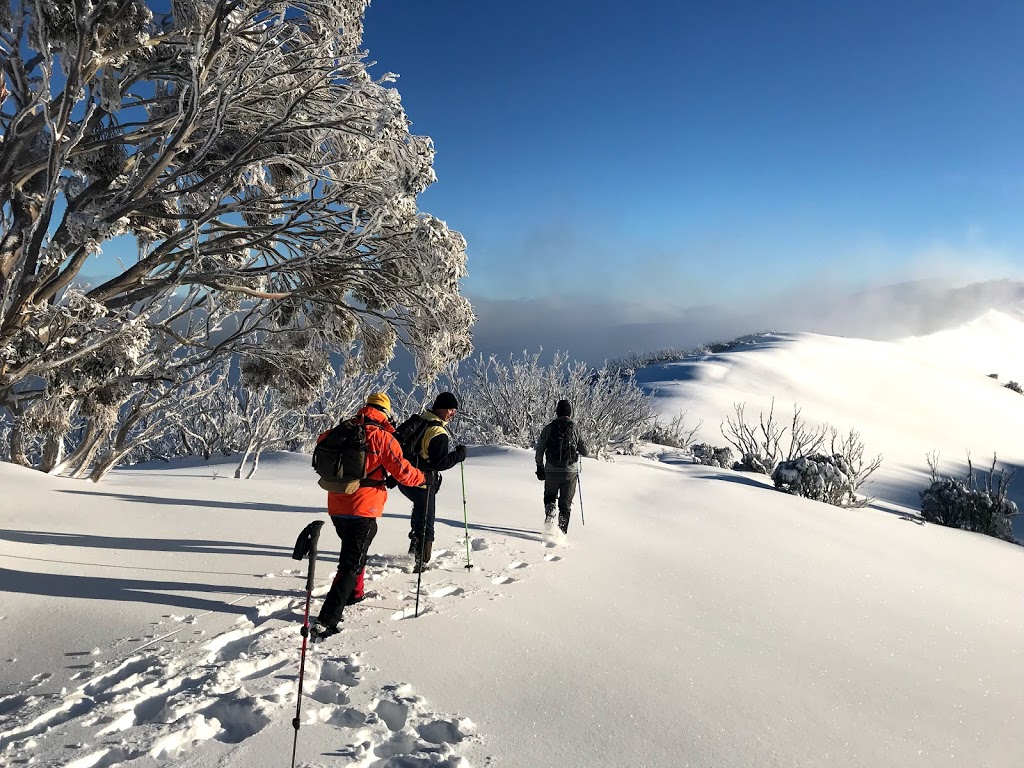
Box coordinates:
[0,523,564,766]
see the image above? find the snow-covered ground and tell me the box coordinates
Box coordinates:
[3,312,1024,767]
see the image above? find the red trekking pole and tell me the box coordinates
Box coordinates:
[290,519,324,768]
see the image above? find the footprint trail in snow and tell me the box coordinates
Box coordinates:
[0,523,563,766]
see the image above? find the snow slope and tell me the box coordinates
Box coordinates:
[637,307,1024,539]
[2,314,1024,767]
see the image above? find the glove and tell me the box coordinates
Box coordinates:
[535,466,545,481]
[385,475,398,489]
[454,444,467,462]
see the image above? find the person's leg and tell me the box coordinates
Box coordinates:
[347,567,366,605]
[318,516,377,629]
[557,473,578,533]
[413,482,437,571]
[423,479,436,548]
[401,484,425,554]
[543,473,559,522]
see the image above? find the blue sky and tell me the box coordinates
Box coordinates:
[362,0,1024,310]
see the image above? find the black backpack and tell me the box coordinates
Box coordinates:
[312,419,368,493]
[393,414,431,467]
[545,420,579,467]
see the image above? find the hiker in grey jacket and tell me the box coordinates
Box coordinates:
[535,399,589,534]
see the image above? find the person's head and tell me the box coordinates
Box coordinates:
[555,399,572,418]
[365,392,393,421]
[431,391,459,421]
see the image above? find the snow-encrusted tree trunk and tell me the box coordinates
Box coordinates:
[1,0,474,464]
[88,369,222,481]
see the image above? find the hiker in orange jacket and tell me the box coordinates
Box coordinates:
[311,393,424,642]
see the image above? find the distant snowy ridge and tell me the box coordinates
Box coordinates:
[638,307,1024,538]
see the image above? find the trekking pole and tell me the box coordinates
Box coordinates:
[290,519,325,768]
[578,462,585,527]
[460,462,473,570]
[414,472,435,618]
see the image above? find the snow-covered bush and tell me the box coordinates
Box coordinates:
[733,453,774,473]
[431,350,654,458]
[920,453,1018,541]
[721,400,829,474]
[607,348,688,375]
[691,444,734,468]
[1005,381,1023,394]
[641,412,702,451]
[772,454,860,506]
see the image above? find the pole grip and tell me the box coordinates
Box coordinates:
[292,520,325,592]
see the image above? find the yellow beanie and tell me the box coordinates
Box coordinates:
[365,392,392,416]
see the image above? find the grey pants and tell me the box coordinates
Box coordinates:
[543,471,578,531]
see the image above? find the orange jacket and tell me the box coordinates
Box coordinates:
[318,406,425,518]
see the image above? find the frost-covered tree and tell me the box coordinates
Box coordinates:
[0,0,473,426]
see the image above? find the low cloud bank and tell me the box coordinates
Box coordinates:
[466,279,1024,366]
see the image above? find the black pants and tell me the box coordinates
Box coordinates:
[318,515,377,628]
[544,471,578,532]
[400,482,436,544]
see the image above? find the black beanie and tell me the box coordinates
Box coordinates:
[556,399,572,418]
[432,391,459,410]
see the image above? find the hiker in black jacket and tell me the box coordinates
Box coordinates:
[396,392,467,571]
[535,399,589,534]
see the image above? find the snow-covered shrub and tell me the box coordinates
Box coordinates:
[920,453,1018,541]
[1005,381,1023,394]
[691,444,734,468]
[641,412,702,450]
[606,347,688,375]
[721,400,829,474]
[772,454,860,506]
[435,350,653,458]
[730,453,768,473]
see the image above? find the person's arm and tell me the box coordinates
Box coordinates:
[575,424,589,458]
[380,432,426,487]
[426,431,464,472]
[535,424,550,467]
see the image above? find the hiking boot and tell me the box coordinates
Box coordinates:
[413,539,433,573]
[308,620,340,644]
[408,537,418,556]
[558,517,569,535]
[544,503,556,524]
[346,590,377,606]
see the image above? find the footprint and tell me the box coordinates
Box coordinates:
[544,554,562,562]
[507,561,528,570]
[430,586,464,598]
[491,576,515,585]
[417,717,475,744]
[321,656,362,687]
[374,698,410,732]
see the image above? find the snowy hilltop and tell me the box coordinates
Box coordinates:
[3,312,1024,767]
